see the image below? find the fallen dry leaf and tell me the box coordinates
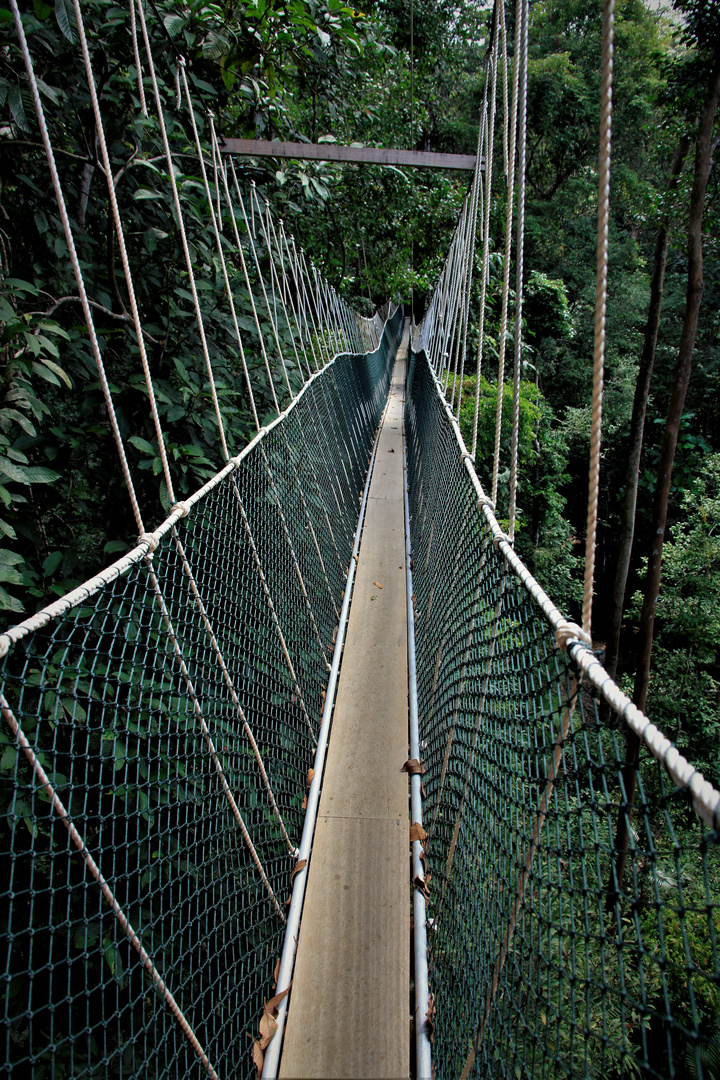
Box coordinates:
[265,982,292,1015]
[402,758,424,775]
[373,581,383,589]
[332,625,339,644]
[258,1010,277,1050]
[290,858,307,884]
[252,1038,264,1077]
[301,795,308,810]
[307,768,315,786]
[414,873,431,901]
[273,958,280,988]
[410,822,426,843]
[426,993,436,1042]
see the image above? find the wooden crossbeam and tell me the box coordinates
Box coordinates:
[218,137,480,171]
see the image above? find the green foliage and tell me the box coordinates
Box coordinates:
[629,454,720,783]
[456,372,582,613]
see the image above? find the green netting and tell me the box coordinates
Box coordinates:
[406,347,720,1080]
[0,306,402,1080]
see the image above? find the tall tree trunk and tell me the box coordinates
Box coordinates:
[604,136,689,688]
[608,56,720,907]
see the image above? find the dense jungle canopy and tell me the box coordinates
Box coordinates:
[0,0,719,782]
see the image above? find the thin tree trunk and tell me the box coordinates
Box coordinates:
[608,56,720,907]
[604,136,689,687]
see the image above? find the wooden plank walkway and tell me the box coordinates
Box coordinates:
[279,329,411,1079]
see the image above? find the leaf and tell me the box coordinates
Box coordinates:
[373,580,383,588]
[425,993,436,1042]
[163,13,185,36]
[8,84,29,132]
[0,459,59,484]
[128,435,155,455]
[55,0,77,42]
[251,1038,264,1078]
[306,768,315,786]
[410,821,426,843]
[258,1009,277,1050]
[265,981,292,1015]
[0,584,23,612]
[289,858,306,884]
[273,958,280,988]
[402,758,423,775]
[35,355,72,388]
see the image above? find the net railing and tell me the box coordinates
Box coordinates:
[0,305,402,1080]
[406,346,720,1080]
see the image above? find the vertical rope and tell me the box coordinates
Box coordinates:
[583,0,615,639]
[471,29,500,457]
[71,0,177,505]
[135,2,230,462]
[9,0,144,534]
[127,0,147,116]
[508,0,529,543]
[491,0,522,507]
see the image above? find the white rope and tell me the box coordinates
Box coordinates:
[178,75,261,431]
[423,349,720,830]
[135,1,229,461]
[233,482,317,742]
[9,0,144,533]
[508,0,529,543]
[171,528,297,854]
[144,561,288,916]
[471,37,499,454]
[491,0,522,507]
[72,0,177,504]
[583,0,615,639]
[0,692,221,1079]
[127,0,147,116]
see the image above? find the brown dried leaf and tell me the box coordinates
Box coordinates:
[252,1038,264,1078]
[307,768,315,786]
[273,958,280,988]
[290,858,307,884]
[373,581,383,589]
[258,1010,277,1050]
[426,993,436,1042]
[410,822,426,843]
[414,874,431,901]
[332,625,339,644]
[402,758,424,775]
[265,981,293,1016]
[301,795,308,810]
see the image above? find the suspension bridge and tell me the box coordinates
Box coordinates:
[1,0,720,1078]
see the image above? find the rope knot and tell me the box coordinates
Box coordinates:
[139,531,159,553]
[477,493,494,509]
[172,500,191,519]
[554,620,592,652]
[492,531,511,550]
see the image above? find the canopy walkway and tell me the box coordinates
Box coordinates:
[2,1,720,1079]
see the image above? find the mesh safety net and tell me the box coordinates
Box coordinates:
[406,347,720,1080]
[0,306,402,1080]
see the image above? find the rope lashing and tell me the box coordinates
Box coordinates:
[139,531,160,553]
[554,619,592,651]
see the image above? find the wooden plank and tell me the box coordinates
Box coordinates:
[219,137,480,171]
[279,331,411,1079]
